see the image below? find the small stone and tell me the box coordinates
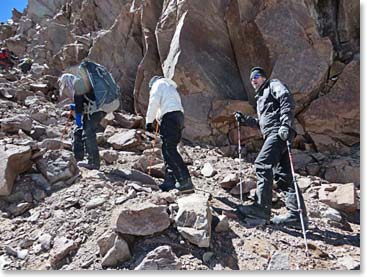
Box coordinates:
[38,233,52,251]
[201,163,217,177]
[338,255,360,270]
[85,197,106,210]
[101,237,131,268]
[267,252,289,270]
[322,207,342,222]
[17,249,28,260]
[27,210,41,222]
[4,245,18,257]
[215,215,229,233]
[203,252,214,263]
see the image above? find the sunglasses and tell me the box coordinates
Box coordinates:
[251,73,261,81]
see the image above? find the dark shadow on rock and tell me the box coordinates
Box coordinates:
[116,225,240,270]
[272,224,360,248]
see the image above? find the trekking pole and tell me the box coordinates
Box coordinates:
[286,140,310,258]
[148,123,159,175]
[237,121,243,204]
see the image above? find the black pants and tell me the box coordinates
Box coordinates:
[254,133,305,212]
[160,111,190,183]
[73,111,105,166]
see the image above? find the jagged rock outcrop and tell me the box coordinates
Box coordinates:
[0,145,33,196]
[1,0,359,153]
[299,59,359,155]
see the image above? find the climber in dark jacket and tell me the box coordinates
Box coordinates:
[234,66,308,229]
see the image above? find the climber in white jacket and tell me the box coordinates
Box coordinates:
[145,77,184,125]
[145,76,194,193]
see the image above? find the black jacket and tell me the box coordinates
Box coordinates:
[242,79,296,138]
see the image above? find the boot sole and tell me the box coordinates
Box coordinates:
[245,217,270,225]
[271,221,308,230]
[237,209,270,222]
[177,188,195,194]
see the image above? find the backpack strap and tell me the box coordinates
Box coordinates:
[83,95,99,119]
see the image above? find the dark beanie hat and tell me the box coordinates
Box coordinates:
[249,67,267,80]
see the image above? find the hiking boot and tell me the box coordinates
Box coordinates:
[159,182,176,192]
[175,177,195,194]
[271,212,309,230]
[271,192,308,229]
[159,176,176,192]
[159,170,177,192]
[77,161,100,170]
[237,203,271,222]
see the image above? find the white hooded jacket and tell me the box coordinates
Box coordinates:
[145,78,184,124]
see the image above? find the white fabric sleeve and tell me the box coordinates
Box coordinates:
[145,84,161,124]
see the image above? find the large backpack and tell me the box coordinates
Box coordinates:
[80,61,120,114]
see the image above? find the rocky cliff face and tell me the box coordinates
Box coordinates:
[1,0,359,152]
[0,0,360,271]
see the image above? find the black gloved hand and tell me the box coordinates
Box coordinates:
[145,123,154,133]
[234,111,245,122]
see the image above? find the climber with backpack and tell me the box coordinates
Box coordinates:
[234,67,308,230]
[58,60,120,170]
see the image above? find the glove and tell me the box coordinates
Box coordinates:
[278,126,289,141]
[75,113,83,128]
[145,123,154,133]
[69,103,76,111]
[234,111,244,122]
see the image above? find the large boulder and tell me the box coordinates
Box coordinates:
[0,114,33,133]
[107,130,145,151]
[109,168,157,186]
[27,0,65,23]
[299,59,360,155]
[132,0,164,117]
[134,245,182,270]
[134,0,245,142]
[0,145,33,196]
[209,99,262,147]
[175,193,212,248]
[0,24,16,41]
[4,34,29,56]
[226,0,333,111]
[53,43,89,72]
[111,202,171,236]
[101,236,131,268]
[225,0,271,105]
[44,22,73,55]
[318,183,358,213]
[303,0,359,60]
[337,0,360,55]
[50,236,79,269]
[88,1,143,112]
[323,157,360,187]
[35,149,78,185]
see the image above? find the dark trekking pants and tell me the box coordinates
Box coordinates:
[159,111,190,183]
[72,111,105,167]
[254,133,306,214]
